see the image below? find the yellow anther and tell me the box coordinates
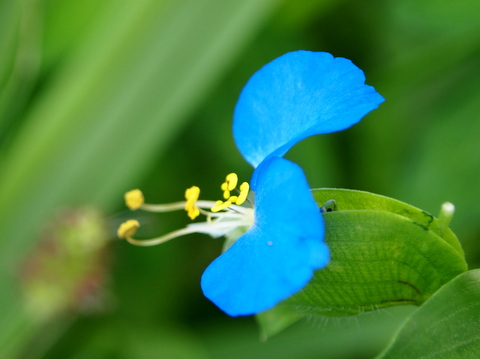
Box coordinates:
[185,186,200,202]
[221,173,238,199]
[235,182,250,205]
[117,219,140,239]
[223,189,231,200]
[125,189,144,210]
[212,174,249,212]
[225,173,238,191]
[211,200,233,213]
[185,203,200,220]
[184,186,200,220]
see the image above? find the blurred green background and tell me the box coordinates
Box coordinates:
[1,0,479,358]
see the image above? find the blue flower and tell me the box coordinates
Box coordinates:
[202,51,384,316]
[119,51,384,317]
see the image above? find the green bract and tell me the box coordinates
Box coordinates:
[258,188,467,337]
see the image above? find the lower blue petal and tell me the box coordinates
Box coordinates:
[201,157,329,316]
[233,51,385,167]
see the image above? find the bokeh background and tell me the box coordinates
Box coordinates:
[1,0,479,358]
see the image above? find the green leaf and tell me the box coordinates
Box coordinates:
[258,188,467,336]
[293,188,466,315]
[313,188,464,257]
[377,269,480,359]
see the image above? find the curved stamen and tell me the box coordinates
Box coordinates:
[121,209,254,246]
[124,226,205,246]
[119,174,254,248]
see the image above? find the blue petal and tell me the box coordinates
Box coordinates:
[201,157,329,316]
[233,51,385,167]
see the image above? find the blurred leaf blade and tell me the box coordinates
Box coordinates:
[0,1,19,103]
[0,0,283,264]
[0,0,42,137]
[377,269,480,359]
[0,0,283,356]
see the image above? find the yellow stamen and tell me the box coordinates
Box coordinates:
[119,174,255,248]
[184,186,201,220]
[117,219,140,239]
[221,173,241,199]
[185,186,200,201]
[235,182,250,205]
[211,200,233,213]
[125,189,144,210]
[186,204,200,220]
[225,173,238,191]
[223,189,231,200]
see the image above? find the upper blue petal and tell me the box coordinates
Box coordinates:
[201,156,329,316]
[233,50,385,167]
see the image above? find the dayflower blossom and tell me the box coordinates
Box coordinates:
[118,51,384,316]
